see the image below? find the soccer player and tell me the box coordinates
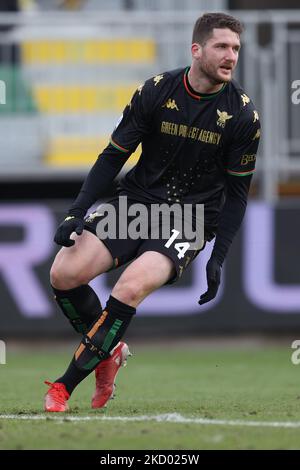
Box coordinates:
[44,12,260,412]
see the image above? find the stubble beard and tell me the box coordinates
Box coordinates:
[198,59,229,86]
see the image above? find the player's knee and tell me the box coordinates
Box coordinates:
[50,262,87,290]
[112,279,155,307]
[112,279,147,307]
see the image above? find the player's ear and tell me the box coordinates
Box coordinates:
[191,42,202,60]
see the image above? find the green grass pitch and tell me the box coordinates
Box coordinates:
[0,341,300,450]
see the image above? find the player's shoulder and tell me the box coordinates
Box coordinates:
[228,80,259,124]
[135,67,184,108]
[142,67,184,92]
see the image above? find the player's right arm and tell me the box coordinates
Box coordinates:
[54,80,154,247]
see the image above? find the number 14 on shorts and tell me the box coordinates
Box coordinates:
[164,229,190,259]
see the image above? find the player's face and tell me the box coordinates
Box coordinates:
[193,28,240,84]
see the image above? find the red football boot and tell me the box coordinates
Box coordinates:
[91,341,131,409]
[44,381,70,412]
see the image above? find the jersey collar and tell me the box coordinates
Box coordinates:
[183,67,227,100]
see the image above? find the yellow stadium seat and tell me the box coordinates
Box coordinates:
[33,84,138,112]
[22,39,155,64]
[46,135,141,168]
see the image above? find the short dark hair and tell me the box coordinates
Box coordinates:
[192,12,243,45]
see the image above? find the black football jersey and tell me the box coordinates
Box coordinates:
[110,67,260,227]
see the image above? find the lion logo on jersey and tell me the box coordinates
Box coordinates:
[216,109,233,128]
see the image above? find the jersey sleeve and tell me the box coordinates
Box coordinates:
[225,106,261,177]
[110,78,156,155]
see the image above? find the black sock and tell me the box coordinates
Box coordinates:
[55,295,136,395]
[52,285,102,334]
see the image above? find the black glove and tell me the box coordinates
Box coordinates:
[198,256,221,305]
[54,215,85,247]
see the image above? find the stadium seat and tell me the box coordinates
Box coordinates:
[33,84,137,112]
[21,39,155,64]
[46,135,141,168]
[19,37,155,168]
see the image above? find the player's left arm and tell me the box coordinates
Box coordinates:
[199,106,261,305]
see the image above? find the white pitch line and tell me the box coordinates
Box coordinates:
[0,412,300,429]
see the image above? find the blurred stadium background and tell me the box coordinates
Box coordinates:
[1,0,300,451]
[1,0,300,338]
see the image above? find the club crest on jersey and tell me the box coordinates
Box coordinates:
[153,74,164,86]
[241,93,250,106]
[162,98,179,111]
[216,109,233,128]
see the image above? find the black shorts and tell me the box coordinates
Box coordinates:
[84,197,208,284]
